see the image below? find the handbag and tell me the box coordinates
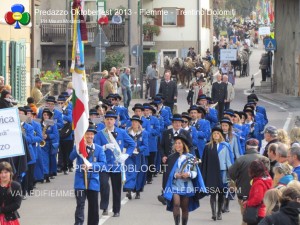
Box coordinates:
[243,205,260,224]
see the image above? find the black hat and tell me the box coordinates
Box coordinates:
[244,104,255,111]
[197,94,207,101]
[104,110,118,119]
[143,103,156,114]
[35,78,42,83]
[24,106,33,113]
[220,117,233,126]
[18,107,27,115]
[42,108,53,117]
[89,109,99,116]
[247,99,257,105]
[61,91,69,97]
[46,96,56,103]
[173,133,189,146]
[106,93,116,100]
[181,112,192,121]
[86,123,97,134]
[248,94,259,102]
[153,97,163,104]
[114,93,122,100]
[57,95,66,102]
[130,115,143,124]
[149,101,158,108]
[238,111,248,120]
[171,114,184,122]
[102,99,113,107]
[188,105,200,113]
[224,109,235,117]
[155,93,165,100]
[132,103,144,111]
[206,97,214,104]
[212,127,223,134]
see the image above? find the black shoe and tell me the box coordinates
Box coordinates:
[217,213,222,220]
[50,176,55,179]
[22,195,27,200]
[147,181,152,184]
[57,169,63,173]
[157,195,166,205]
[64,171,69,175]
[69,168,73,172]
[45,178,50,183]
[113,213,120,217]
[135,192,140,199]
[102,209,108,216]
[126,191,132,200]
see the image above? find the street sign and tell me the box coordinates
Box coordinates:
[264,39,277,51]
[259,26,270,35]
[95,47,106,62]
[131,45,142,57]
[220,49,237,61]
[92,28,110,47]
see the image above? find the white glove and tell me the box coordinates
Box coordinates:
[103,143,115,151]
[118,153,129,164]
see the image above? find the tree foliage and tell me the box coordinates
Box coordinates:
[225,0,258,17]
[94,52,125,72]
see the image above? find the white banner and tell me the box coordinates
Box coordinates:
[0,108,25,159]
[220,49,237,61]
[259,27,270,35]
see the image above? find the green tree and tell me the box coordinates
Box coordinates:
[225,0,258,17]
[94,52,125,71]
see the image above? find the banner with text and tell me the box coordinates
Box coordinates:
[220,49,237,61]
[0,108,25,159]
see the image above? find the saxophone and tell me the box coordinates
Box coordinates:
[40,124,48,147]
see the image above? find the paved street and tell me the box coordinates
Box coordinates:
[19,44,293,225]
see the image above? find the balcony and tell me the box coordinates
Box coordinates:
[143,33,155,47]
[40,23,126,46]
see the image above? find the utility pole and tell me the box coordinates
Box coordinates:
[139,0,143,98]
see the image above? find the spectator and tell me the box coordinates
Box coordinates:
[0,162,22,224]
[98,13,108,26]
[267,143,279,178]
[211,73,227,120]
[263,189,281,216]
[99,70,108,100]
[273,163,297,189]
[67,82,73,96]
[277,129,290,146]
[103,72,115,99]
[0,90,13,109]
[258,187,300,225]
[229,138,269,225]
[145,61,158,100]
[275,143,290,165]
[262,126,278,157]
[111,12,122,24]
[31,77,43,107]
[187,47,196,61]
[243,160,272,225]
[27,97,38,114]
[259,53,269,82]
[120,67,132,108]
[223,75,235,110]
[289,127,300,147]
[288,146,300,181]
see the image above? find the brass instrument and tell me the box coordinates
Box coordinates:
[210,102,218,109]
[62,95,73,111]
[36,91,51,106]
[40,124,48,147]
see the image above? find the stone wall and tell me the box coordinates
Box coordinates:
[273,0,300,96]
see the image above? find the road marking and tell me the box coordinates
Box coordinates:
[283,112,293,131]
[99,193,136,224]
[253,70,261,77]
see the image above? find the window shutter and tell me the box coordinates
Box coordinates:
[154,8,162,26]
[206,13,210,28]
[177,8,185,27]
[202,9,206,27]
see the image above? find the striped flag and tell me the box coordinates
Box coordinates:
[71,1,90,164]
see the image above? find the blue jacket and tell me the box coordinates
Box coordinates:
[144,116,160,153]
[127,130,149,156]
[162,105,173,122]
[293,166,300,181]
[23,123,35,164]
[205,108,218,128]
[43,122,59,155]
[256,105,268,125]
[113,105,128,127]
[70,144,106,191]
[38,108,64,129]
[120,73,131,89]
[217,142,234,184]
[29,120,43,163]
[192,119,211,158]
[225,132,243,160]
[61,108,73,140]
[159,107,171,128]
[94,127,135,172]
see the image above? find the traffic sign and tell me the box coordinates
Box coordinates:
[92,28,110,47]
[264,38,277,51]
[131,45,142,57]
[95,47,106,62]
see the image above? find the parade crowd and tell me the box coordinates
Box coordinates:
[0,65,299,225]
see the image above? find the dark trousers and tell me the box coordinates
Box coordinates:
[22,163,35,195]
[224,102,230,111]
[75,189,99,225]
[164,102,174,113]
[149,79,157,98]
[147,152,156,182]
[100,172,121,213]
[59,139,74,171]
[216,101,225,120]
[261,69,267,81]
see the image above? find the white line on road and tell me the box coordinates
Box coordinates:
[253,70,261,77]
[99,193,136,224]
[283,112,293,131]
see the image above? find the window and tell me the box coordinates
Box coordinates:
[161,50,178,59]
[154,8,185,27]
[162,8,177,26]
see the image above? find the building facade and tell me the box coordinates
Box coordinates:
[273,0,300,96]
[0,0,32,103]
